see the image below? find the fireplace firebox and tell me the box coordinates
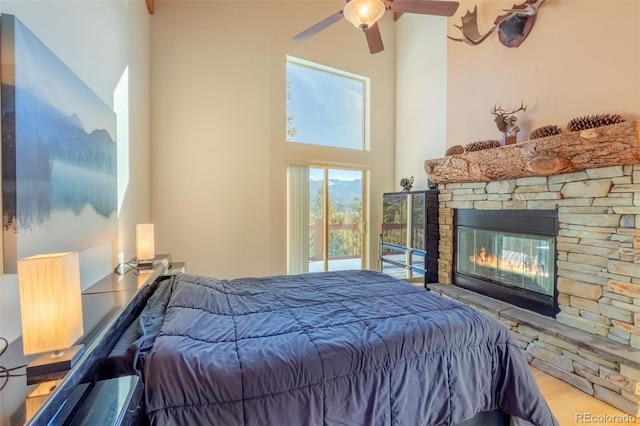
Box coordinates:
[454,209,559,317]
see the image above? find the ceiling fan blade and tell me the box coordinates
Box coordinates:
[364,23,384,54]
[293,11,344,42]
[387,0,459,17]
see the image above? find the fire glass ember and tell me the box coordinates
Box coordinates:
[459,229,554,297]
[469,242,548,278]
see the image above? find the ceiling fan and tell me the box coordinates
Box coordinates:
[293,0,460,54]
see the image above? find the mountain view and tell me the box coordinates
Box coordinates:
[309,178,362,208]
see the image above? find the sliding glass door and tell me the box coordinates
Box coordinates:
[289,165,365,274]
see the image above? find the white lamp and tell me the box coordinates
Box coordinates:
[17,252,84,381]
[343,0,386,30]
[136,223,155,269]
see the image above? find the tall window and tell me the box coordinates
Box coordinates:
[286,56,369,150]
[288,165,366,274]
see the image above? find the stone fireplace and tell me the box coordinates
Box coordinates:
[424,121,640,415]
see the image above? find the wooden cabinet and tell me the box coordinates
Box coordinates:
[380,190,438,285]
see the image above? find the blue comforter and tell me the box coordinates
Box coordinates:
[143,271,558,426]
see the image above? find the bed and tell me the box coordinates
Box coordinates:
[110,269,558,426]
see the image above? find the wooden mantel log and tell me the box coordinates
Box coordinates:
[425,121,640,184]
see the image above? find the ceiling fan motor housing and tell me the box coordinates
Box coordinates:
[343,0,386,30]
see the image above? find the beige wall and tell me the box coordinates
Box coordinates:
[445,0,640,149]
[0,1,151,343]
[395,14,448,190]
[394,0,640,178]
[150,1,396,277]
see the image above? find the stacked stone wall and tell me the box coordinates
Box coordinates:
[436,164,640,415]
[439,165,640,348]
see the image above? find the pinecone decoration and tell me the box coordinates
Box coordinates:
[445,145,465,156]
[465,139,501,152]
[529,125,561,140]
[567,114,625,132]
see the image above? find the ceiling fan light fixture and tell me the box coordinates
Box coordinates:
[343,0,386,30]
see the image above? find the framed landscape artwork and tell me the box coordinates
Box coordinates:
[0,14,117,273]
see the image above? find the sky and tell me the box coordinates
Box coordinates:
[286,60,364,150]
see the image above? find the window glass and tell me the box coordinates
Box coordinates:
[286,57,367,150]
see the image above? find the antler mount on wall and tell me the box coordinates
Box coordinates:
[449,0,545,47]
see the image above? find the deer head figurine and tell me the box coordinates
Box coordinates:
[400,176,414,192]
[491,101,527,137]
[449,0,545,47]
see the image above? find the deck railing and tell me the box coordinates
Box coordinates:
[309,220,361,261]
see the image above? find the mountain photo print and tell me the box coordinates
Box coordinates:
[1,14,117,273]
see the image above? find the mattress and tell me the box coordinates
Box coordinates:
[130,270,557,426]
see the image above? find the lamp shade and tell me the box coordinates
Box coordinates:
[17,252,83,356]
[136,223,155,261]
[343,0,386,30]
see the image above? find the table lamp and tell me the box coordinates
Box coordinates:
[17,252,84,381]
[136,223,155,269]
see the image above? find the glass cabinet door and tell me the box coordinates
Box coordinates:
[410,192,425,250]
[382,194,407,248]
[381,191,429,282]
